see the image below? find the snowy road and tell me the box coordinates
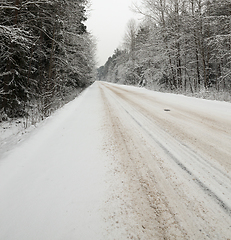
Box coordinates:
[0,82,231,239]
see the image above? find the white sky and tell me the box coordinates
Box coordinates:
[86,0,142,67]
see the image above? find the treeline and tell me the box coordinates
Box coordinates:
[0,0,96,121]
[98,0,231,96]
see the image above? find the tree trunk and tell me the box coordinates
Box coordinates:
[159,0,176,88]
[175,0,182,89]
[191,0,201,90]
[198,0,209,89]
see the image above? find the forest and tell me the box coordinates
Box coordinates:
[1,0,231,124]
[0,0,96,122]
[98,0,231,101]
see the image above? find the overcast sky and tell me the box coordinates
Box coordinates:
[86,0,141,67]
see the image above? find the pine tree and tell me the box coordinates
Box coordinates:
[0,0,96,120]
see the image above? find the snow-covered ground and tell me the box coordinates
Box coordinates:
[0,84,112,239]
[0,81,231,239]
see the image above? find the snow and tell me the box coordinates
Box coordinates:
[0,81,231,239]
[0,83,110,239]
[99,82,231,238]
[116,83,231,122]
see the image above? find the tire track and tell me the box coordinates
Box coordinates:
[99,82,231,239]
[102,83,231,216]
[99,85,189,239]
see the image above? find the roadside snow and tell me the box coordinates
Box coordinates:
[0,119,29,159]
[0,83,110,240]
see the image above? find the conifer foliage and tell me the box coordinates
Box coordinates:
[0,0,95,119]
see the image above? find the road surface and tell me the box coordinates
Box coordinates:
[0,81,231,239]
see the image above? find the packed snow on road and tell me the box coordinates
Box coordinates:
[0,81,231,239]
